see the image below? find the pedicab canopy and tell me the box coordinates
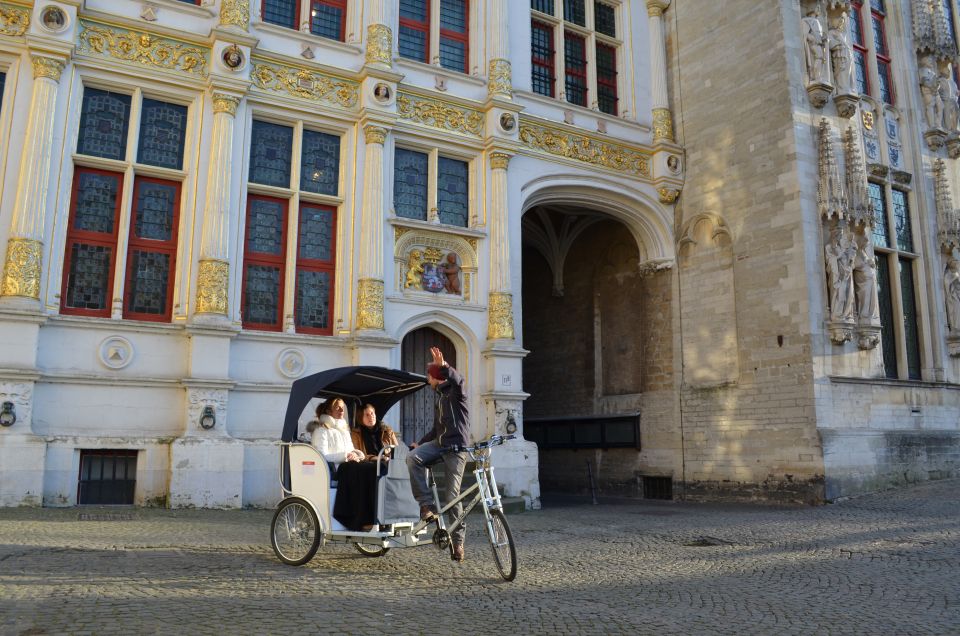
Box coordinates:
[281,366,427,443]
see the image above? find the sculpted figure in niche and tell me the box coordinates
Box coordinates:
[803,10,829,84]
[945,258,960,331]
[825,224,856,322]
[920,59,944,129]
[853,233,880,321]
[828,12,855,94]
[442,252,462,294]
[405,249,424,289]
[939,69,960,132]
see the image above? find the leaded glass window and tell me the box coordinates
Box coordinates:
[65,243,113,311]
[133,181,177,242]
[246,198,286,256]
[437,157,469,227]
[249,120,293,188]
[394,149,429,220]
[595,2,615,37]
[891,189,913,252]
[899,258,922,379]
[310,0,345,40]
[242,195,288,331]
[532,0,554,13]
[295,270,331,330]
[0,72,6,110]
[243,265,282,327]
[294,203,336,334]
[298,205,334,262]
[399,0,469,72]
[399,0,430,63]
[439,0,469,72]
[869,182,889,247]
[876,257,897,378]
[564,0,585,26]
[125,250,171,315]
[124,177,180,320]
[532,21,555,97]
[73,172,122,235]
[300,129,340,195]
[77,88,131,161]
[564,33,587,106]
[596,43,617,115]
[137,99,188,170]
[263,0,297,28]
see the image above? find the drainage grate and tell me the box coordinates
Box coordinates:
[642,475,673,500]
[78,513,134,521]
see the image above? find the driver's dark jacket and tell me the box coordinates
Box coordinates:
[418,364,469,449]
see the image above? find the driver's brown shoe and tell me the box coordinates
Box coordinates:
[451,544,465,562]
[419,505,438,522]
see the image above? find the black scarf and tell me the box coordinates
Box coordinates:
[361,424,382,456]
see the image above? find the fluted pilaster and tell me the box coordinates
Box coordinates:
[647,1,674,142]
[356,125,388,331]
[487,152,514,340]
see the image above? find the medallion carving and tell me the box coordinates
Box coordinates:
[196,259,229,315]
[519,122,651,178]
[396,93,484,137]
[1,238,42,299]
[252,60,358,109]
[357,278,384,330]
[78,21,209,77]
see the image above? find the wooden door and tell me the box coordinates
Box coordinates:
[400,327,457,444]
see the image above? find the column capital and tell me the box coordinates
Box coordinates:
[647,0,671,17]
[212,93,240,116]
[652,108,675,143]
[365,24,393,67]
[31,56,64,82]
[219,0,250,31]
[364,124,388,145]
[490,151,512,170]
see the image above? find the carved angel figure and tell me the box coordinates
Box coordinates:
[803,11,829,84]
[828,12,855,94]
[404,250,424,290]
[945,258,960,331]
[442,252,462,294]
[825,225,856,322]
[853,235,880,322]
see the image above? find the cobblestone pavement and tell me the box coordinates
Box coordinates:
[1,479,959,636]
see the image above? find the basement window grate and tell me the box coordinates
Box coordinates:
[77,449,137,505]
[642,475,673,500]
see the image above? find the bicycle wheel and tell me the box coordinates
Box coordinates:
[271,497,322,566]
[486,509,517,581]
[354,543,390,558]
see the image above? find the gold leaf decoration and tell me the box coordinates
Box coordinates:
[77,21,209,77]
[488,58,513,99]
[365,24,392,66]
[1,238,42,299]
[0,4,29,37]
[251,60,358,109]
[396,93,483,137]
[196,259,229,315]
[219,0,249,30]
[487,292,515,340]
[519,122,651,178]
[357,278,384,330]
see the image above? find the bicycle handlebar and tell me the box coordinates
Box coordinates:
[447,434,516,454]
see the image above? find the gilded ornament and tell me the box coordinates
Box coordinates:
[466,238,478,252]
[861,110,874,130]
[365,24,393,67]
[519,122,651,178]
[658,187,680,204]
[652,108,674,142]
[31,57,64,81]
[219,0,250,30]
[356,278,384,330]
[0,5,29,37]
[490,152,511,170]
[487,292,515,340]
[212,93,240,115]
[1,238,42,299]
[252,60,358,108]
[364,125,387,145]
[396,93,484,137]
[196,259,229,315]
[488,58,513,99]
[647,0,670,17]
[78,21,209,77]
[394,226,410,240]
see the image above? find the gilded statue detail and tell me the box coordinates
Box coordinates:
[252,61,358,109]
[520,122,651,178]
[396,94,484,137]
[78,21,209,77]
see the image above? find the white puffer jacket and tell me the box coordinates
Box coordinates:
[310,414,358,465]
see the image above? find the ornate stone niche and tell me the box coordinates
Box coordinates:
[393,227,478,303]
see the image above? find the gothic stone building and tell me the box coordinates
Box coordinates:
[0,0,957,508]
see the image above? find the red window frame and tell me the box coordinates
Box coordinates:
[311,0,347,41]
[564,31,588,107]
[261,0,300,29]
[123,176,181,322]
[851,2,871,97]
[176,0,201,5]
[870,4,894,104]
[399,0,431,64]
[294,203,337,335]
[531,19,556,97]
[60,168,124,318]
[439,0,470,73]
[241,195,289,332]
[596,42,617,115]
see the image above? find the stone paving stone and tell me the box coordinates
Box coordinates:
[0,479,958,635]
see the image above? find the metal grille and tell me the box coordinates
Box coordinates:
[77,88,131,160]
[249,120,293,188]
[78,449,137,505]
[563,0,585,25]
[531,21,555,96]
[300,129,340,195]
[137,99,187,169]
[66,243,112,310]
[394,149,429,220]
[642,476,672,500]
[262,0,297,28]
[437,157,469,226]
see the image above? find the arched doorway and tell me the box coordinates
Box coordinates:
[399,327,457,444]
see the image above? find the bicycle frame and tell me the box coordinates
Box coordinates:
[426,445,504,539]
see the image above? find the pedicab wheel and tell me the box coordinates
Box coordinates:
[487,509,517,581]
[271,497,323,566]
[354,543,390,557]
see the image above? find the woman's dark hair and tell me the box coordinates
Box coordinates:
[361,403,381,430]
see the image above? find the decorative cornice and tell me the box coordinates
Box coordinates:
[396,93,484,137]
[1,238,42,299]
[356,278,384,330]
[488,58,512,99]
[251,59,358,109]
[77,20,209,77]
[195,259,229,315]
[490,152,511,170]
[219,0,249,31]
[212,93,240,115]
[365,23,392,67]
[31,56,64,81]
[0,3,29,37]
[518,120,651,179]
[364,125,387,145]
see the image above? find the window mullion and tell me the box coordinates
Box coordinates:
[284,122,304,333]
[428,149,439,222]
[430,0,441,66]
[112,163,136,319]
[859,4,881,100]
[299,0,309,31]
[586,32,598,110]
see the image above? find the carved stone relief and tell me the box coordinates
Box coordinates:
[394,230,477,302]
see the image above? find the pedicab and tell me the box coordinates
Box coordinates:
[270,365,518,581]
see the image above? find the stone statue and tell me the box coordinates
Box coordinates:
[920,59,944,129]
[825,224,856,322]
[828,12,855,94]
[803,10,830,84]
[404,249,424,289]
[442,252,462,295]
[945,258,960,331]
[939,69,959,132]
[853,235,880,321]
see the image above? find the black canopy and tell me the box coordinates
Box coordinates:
[280,366,428,442]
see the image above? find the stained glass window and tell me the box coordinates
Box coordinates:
[399,0,430,63]
[437,157,468,227]
[394,149,429,221]
[295,270,331,331]
[246,198,286,256]
[596,43,617,115]
[262,0,297,28]
[300,129,340,195]
[133,181,177,242]
[899,258,921,380]
[77,88,131,161]
[850,4,870,96]
[868,182,889,247]
[310,0,345,40]
[125,250,170,315]
[73,172,122,235]
[64,243,113,311]
[564,33,587,106]
[249,120,293,188]
[532,21,555,97]
[243,265,282,326]
[125,178,179,320]
[595,2,616,37]
[891,189,913,252]
[137,99,188,170]
[298,206,334,262]
[531,0,554,13]
[564,0,585,25]
[439,0,468,72]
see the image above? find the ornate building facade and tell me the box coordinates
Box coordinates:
[1,0,957,509]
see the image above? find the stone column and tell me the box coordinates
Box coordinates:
[1,56,66,304]
[487,0,512,99]
[195,93,240,319]
[219,0,249,30]
[647,0,674,143]
[487,152,514,340]
[357,125,387,331]
[364,0,393,68]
